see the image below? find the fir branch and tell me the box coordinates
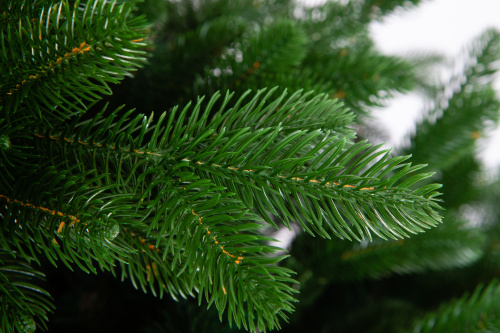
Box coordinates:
[30,113,301,330]
[34,90,442,243]
[191,138,442,241]
[114,178,297,332]
[0,0,148,122]
[0,166,136,274]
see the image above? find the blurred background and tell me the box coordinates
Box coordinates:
[369,0,500,172]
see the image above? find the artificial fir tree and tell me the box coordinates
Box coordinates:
[1,0,500,332]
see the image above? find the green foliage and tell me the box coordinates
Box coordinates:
[0,251,54,333]
[29,87,441,329]
[0,116,35,191]
[115,0,420,113]
[39,89,442,242]
[2,0,500,332]
[295,2,418,112]
[0,0,148,122]
[195,20,308,95]
[0,165,135,273]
